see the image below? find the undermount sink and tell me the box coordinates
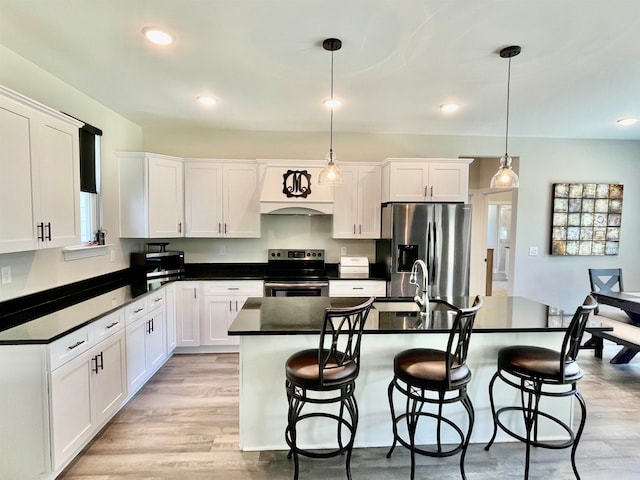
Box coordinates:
[373,301,421,312]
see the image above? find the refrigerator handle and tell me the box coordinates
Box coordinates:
[429,221,437,288]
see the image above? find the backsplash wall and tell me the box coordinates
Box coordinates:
[125,215,376,264]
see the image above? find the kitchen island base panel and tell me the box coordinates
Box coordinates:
[238,331,572,451]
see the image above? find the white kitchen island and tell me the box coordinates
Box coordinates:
[229,296,608,451]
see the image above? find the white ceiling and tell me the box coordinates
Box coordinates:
[1,0,639,140]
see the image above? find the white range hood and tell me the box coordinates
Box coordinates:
[258,161,334,215]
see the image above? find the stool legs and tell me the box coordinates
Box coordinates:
[387,377,474,480]
[285,382,358,480]
[484,371,587,480]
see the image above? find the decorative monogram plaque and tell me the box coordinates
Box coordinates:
[282,170,312,198]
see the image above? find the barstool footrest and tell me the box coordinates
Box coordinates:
[494,406,576,449]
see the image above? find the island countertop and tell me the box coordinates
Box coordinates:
[229,295,610,336]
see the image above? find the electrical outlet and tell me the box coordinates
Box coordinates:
[220,244,226,255]
[528,247,538,257]
[1,266,11,284]
[340,246,347,256]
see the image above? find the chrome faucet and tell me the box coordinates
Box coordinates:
[409,259,429,316]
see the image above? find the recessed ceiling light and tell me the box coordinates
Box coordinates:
[440,103,460,113]
[323,98,341,109]
[142,27,173,46]
[197,96,217,106]
[617,117,638,126]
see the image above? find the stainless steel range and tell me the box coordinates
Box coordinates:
[264,249,329,297]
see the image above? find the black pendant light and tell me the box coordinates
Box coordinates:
[319,38,343,185]
[490,45,521,188]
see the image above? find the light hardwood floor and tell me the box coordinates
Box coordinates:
[59,342,640,480]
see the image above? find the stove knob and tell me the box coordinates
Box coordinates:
[317,252,322,257]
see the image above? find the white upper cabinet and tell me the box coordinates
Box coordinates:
[0,85,82,253]
[333,163,381,239]
[184,159,260,238]
[118,152,185,238]
[381,158,472,203]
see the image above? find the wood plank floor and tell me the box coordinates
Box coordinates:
[59,343,640,479]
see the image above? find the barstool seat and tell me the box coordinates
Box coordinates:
[386,296,483,480]
[285,297,374,480]
[497,345,583,381]
[485,295,597,480]
[394,348,471,388]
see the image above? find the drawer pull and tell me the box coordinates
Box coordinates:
[67,340,86,350]
[133,307,145,314]
[106,321,119,329]
[352,287,364,290]
[228,287,240,291]
[153,297,162,303]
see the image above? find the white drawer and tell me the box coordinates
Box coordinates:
[203,280,263,296]
[49,324,93,371]
[329,280,386,297]
[124,297,148,326]
[92,310,124,344]
[147,289,166,312]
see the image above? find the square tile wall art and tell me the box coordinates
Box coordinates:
[550,183,623,255]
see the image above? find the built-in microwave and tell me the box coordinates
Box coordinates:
[130,246,185,297]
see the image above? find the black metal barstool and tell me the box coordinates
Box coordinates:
[485,295,597,479]
[284,296,374,480]
[386,296,483,480]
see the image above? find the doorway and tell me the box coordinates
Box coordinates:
[467,156,519,297]
[487,196,513,295]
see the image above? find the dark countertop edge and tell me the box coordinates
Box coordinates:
[229,327,596,336]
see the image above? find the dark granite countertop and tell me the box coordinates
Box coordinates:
[0,286,137,345]
[183,262,387,281]
[229,296,612,336]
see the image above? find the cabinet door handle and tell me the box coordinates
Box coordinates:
[430,186,433,197]
[92,355,99,374]
[359,224,362,235]
[150,318,154,333]
[218,223,222,234]
[229,300,232,312]
[106,321,119,329]
[353,224,356,235]
[67,340,86,350]
[424,186,428,197]
[146,319,151,334]
[224,223,227,234]
[178,222,182,233]
[45,222,52,241]
[37,222,45,241]
[235,300,239,312]
[194,288,197,299]
[98,352,104,371]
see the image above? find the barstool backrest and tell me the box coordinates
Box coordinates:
[445,295,483,387]
[560,295,598,380]
[318,297,375,387]
[589,268,624,292]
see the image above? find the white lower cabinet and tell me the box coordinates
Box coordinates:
[175,281,201,347]
[125,298,167,397]
[50,313,126,471]
[329,280,387,297]
[0,287,173,480]
[201,281,263,350]
[175,280,263,352]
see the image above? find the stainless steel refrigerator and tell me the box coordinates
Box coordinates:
[375,203,472,298]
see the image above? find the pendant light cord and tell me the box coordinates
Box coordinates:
[505,57,512,157]
[329,48,334,159]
